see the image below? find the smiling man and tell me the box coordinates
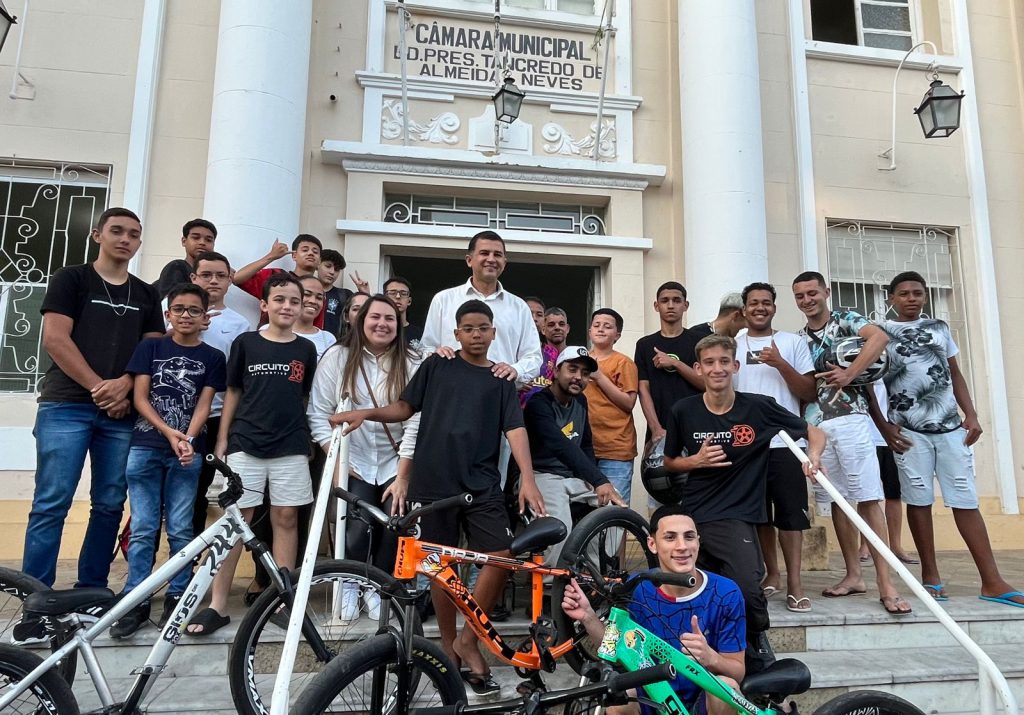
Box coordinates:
[561,507,746,715]
[663,334,824,675]
[421,231,541,388]
[23,207,165,593]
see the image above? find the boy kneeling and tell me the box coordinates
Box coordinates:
[562,506,745,715]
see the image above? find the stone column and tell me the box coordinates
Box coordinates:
[203,0,313,316]
[677,1,769,319]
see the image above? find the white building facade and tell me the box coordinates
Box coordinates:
[1,0,1022,558]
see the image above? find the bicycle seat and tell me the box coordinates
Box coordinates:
[24,587,115,617]
[740,658,811,699]
[509,517,568,556]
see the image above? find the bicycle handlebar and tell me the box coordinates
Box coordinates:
[333,487,473,534]
[409,663,677,715]
[582,558,697,601]
[204,453,245,507]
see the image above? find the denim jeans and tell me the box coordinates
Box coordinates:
[598,459,634,505]
[124,447,201,596]
[25,402,133,588]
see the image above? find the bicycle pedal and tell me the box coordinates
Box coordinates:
[515,679,545,696]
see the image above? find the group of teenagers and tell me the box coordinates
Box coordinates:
[20,206,1024,713]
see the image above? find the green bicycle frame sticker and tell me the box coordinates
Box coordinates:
[599,606,772,715]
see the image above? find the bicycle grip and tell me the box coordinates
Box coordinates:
[204,452,233,476]
[410,707,463,715]
[333,486,391,525]
[396,493,473,531]
[648,571,697,589]
[608,663,677,694]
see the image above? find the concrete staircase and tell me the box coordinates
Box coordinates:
[38,586,1021,714]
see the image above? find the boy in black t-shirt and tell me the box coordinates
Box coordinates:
[109,284,226,638]
[332,299,545,695]
[634,281,705,449]
[664,334,825,675]
[318,248,353,337]
[153,218,217,298]
[24,207,164,594]
[187,274,318,636]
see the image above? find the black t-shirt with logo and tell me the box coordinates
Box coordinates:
[39,263,164,404]
[664,392,808,524]
[225,331,318,458]
[634,330,704,435]
[322,286,354,337]
[400,353,523,501]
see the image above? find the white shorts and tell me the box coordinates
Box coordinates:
[893,428,978,509]
[818,415,885,504]
[227,452,313,508]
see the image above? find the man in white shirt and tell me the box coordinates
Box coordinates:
[734,282,816,613]
[421,231,542,387]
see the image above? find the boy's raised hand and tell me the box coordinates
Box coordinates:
[268,238,290,261]
[561,578,596,622]
[679,615,715,668]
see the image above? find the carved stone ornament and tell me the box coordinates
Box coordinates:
[381,99,460,144]
[542,119,616,159]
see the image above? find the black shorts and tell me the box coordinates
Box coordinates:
[413,489,514,554]
[876,446,901,500]
[764,449,810,531]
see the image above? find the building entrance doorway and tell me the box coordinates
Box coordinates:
[388,254,599,342]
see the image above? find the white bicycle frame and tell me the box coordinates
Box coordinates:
[0,504,262,711]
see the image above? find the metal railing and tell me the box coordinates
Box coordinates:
[779,431,1018,715]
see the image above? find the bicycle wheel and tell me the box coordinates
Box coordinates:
[229,559,422,715]
[813,690,926,715]
[552,506,657,674]
[0,643,80,715]
[290,633,465,715]
[0,567,77,684]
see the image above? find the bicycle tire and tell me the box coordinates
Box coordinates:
[813,690,926,715]
[551,506,657,674]
[0,642,80,715]
[290,633,465,715]
[0,567,78,684]
[229,559,422,715]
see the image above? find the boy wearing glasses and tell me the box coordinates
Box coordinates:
[109,284,226,638]
[331,299,545,695]
[383,276,423,344]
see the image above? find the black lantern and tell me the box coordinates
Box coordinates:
[914,77,965,138]
[0,0,17,55]
[492,76,525,124]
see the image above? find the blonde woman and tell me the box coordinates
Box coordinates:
[307,294,422,620]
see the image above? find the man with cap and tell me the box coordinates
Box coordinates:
[524,346,627,567]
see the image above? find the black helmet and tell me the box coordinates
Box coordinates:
[641,465,688,505]
[829,335,890,386]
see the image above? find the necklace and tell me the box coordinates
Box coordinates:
[100,274,131,317]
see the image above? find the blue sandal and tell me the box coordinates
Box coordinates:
[979,591,1024,608]
[923,583,948,601]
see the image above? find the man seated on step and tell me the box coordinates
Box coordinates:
[562,506,746,715]
[523,345,626,568]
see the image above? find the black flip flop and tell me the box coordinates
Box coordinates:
[186,607,230,636]
[461,668,500,696]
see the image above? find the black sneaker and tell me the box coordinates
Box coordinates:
[158,594,181,629]
[488,603,511,622]
[109,600,151,639]
[10,617,50,646]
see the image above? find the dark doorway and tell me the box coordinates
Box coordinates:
[389,255,598,343]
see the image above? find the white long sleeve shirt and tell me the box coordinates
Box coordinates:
[420,278,542,387]
[307,344,422,485]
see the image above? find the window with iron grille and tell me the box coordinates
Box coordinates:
[0,159,111,393]
[825,219,972,382]
[383,194,607,236]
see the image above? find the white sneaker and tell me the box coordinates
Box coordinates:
[339,583,360,624]
[364,590,381,621]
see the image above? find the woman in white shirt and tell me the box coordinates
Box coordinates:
[307,294,422,619]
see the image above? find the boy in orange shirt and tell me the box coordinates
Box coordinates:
[584,308,639,504]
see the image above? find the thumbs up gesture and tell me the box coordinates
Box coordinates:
[267,238,290,261]
[680,614,715,669]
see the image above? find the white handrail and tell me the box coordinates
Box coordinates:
[270,422,350,714]
[778,431,1018,715]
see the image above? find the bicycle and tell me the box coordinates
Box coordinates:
[284,487,658,713]
[0,454,415,715]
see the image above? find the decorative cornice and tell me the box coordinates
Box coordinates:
[356,71,643,113]
[321,140,665,190]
